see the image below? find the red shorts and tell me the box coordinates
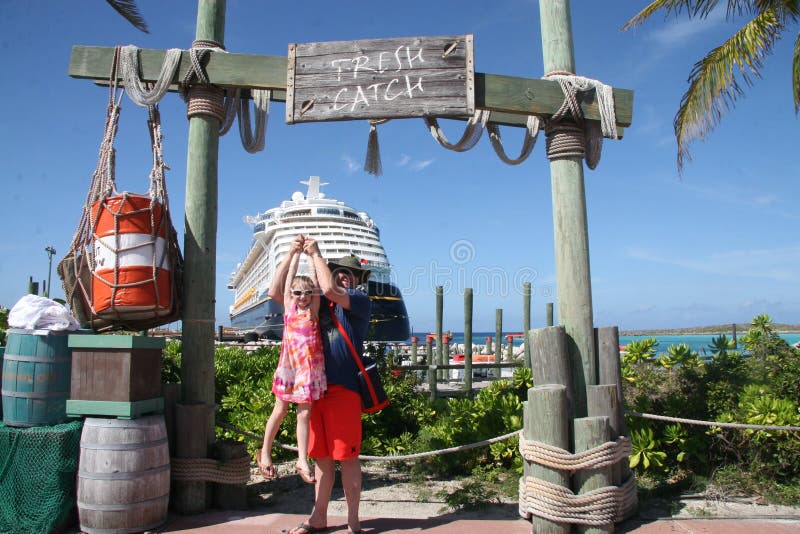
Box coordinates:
[308,384,362,460]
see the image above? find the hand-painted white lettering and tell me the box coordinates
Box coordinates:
[333,88,349,110]
[405,76,424,98]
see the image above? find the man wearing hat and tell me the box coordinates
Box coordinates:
[289,236,370,534]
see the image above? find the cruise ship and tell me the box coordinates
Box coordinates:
[228,176,410,341]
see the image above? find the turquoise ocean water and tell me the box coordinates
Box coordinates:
[433,331,800,355]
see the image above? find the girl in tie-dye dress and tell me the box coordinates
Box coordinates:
[257,237,325,484]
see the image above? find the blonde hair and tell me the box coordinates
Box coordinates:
[291,275,314,290]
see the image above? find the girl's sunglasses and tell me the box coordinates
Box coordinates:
[292,290,313,296]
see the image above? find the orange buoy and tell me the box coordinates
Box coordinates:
[91,193,172,319]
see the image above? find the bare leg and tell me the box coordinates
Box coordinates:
[260,397,288,469]
[340,457,362,532]
[296,403,313,473]
[290,456,335,533]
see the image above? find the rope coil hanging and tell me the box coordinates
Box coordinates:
[182,39,225,122]
[364,119,390,176]
[425,109,489,152]
[487,114,541,165]
[543,71,618,169]
[119,45,181,107]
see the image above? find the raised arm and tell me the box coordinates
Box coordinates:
[305,249,321,317]
[282,250,302,304]
[267,234,304,306]
[303,237,351,310]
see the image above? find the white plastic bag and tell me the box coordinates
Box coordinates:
[8,294,81,331]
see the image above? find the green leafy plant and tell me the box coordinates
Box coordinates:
[0,306,9,346]
[629,427,667,472]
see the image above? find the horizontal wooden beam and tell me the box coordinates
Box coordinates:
[69,45,633,129]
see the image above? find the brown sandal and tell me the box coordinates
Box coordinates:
[256,455,278,480]
[295,462,316,484]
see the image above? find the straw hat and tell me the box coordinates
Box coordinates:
[327,254,371,283]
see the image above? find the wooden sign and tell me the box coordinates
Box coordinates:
[286,35,474,124]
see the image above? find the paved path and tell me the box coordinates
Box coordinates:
[162,510,800,533]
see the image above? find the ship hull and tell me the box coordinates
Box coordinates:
[230,280,410,342]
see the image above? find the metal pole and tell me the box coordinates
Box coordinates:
[540,0,595,417]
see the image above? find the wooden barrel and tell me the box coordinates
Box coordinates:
[1,328,71,427]
[77,415,170,534]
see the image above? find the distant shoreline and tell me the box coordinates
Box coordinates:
[619,323,800,336]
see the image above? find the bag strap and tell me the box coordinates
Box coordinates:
[328,300,382,405]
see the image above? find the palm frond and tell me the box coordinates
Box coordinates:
[793,31,800,112]
[105,0,149,33]
[622,0,722,31]
[674,8,785,170]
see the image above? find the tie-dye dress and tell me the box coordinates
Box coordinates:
[272,303,326,403]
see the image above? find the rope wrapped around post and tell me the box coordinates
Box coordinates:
[170,456,250,485]
[542,70,618,169]
[518,474,637,526]
[183,39,225,122]
[518,435,636,525]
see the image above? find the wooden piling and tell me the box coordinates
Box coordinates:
[464,288,473,396]
[546,302,554,326]
[527,384,570,533]
[173,401,213,514]
[494,308,502,378]
[212,439,248,510]
[573,416,613,534]
[436,286,444,381]
[587,385,622,486]
[596,327,626,435]
[523,282,532,368]
[410,336,418,364]
[530,326,574,422]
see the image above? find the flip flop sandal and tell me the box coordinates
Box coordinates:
[295,462,316,484]
[289,523,327,534]
[256,455,278,480]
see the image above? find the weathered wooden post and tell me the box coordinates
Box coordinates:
[547,302,555,327]
[523,384,571,533]
[573,416,613,534]
[494,308,503,378]
[540,0,595,418]
[523,281,532,368]
[435,285,446,381]
[464,288,473,396]
[587,384,623,487]
[178,0,226,511]
[530,326,574,420]
[410,336,419,364]
[425,335,433,366]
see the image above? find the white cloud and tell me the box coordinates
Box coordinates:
[626,245,800,282]
[341,154,360,173]
[411,159,434,171]
[647,8,727,47]
[396,153,434,172]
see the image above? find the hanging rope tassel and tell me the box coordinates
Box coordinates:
[364,119,388,176]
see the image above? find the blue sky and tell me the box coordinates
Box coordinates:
[1,1,798,333]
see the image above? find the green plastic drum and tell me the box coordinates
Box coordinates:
[1,329,71,427]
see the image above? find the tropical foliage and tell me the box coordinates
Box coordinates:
[623,1,800,171]
[621,314,800,504]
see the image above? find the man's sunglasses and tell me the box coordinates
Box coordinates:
[292,290,313,296]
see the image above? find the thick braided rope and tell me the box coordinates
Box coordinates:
[542,71,618,169]
[518,474,637,525]
[238,89,271,153]
[486,114,541,165]
[425,109,489,152]
[216,420,520,461]
[170,456,250,485]
[628,411,800,432]
[119,45,181,107]
[519,436,631,473]
[183,39,225,122]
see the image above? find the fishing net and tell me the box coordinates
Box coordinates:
[0,420,83,534]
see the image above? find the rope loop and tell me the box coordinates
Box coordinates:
[237,89,271,153]
[425,109,489,152]
[181,40,226,122]
[186,85,225,122]
[487,114,541,165]
[119,45,181,107]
